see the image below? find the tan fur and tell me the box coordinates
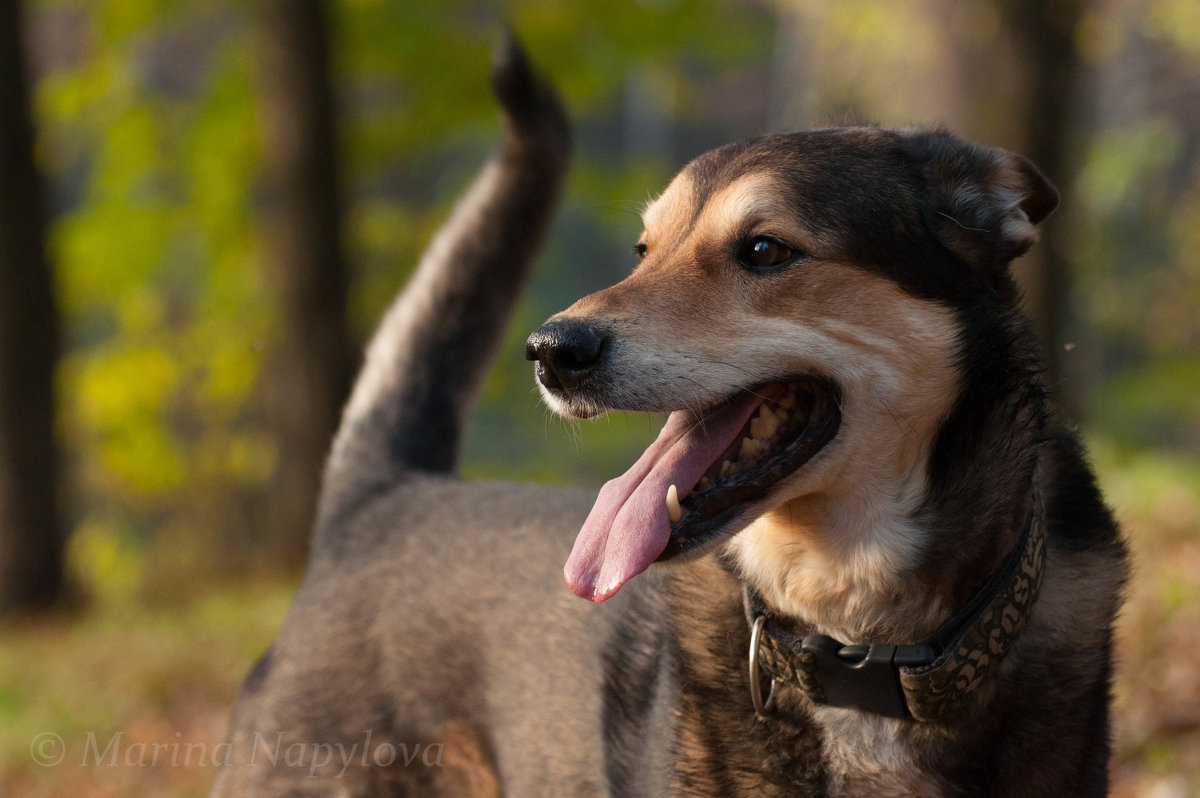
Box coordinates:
[639,172,696,254]
[814,707,946,797]
[724,268,961,644]
[437,721,504,798]
[698,173,823,250]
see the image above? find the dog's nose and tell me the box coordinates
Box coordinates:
[524,320,608,391]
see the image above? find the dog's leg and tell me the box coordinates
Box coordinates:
[322,33,569,517]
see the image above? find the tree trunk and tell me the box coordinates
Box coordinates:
[256,0,354,569]
[996,0,1087,413]
[0,0,64,611]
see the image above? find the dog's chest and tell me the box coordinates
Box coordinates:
[812,706,945,797]
[652,558,950,796]
[662,680,945,797]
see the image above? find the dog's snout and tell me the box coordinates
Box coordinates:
[524,320,608,391]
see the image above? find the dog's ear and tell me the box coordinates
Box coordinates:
[912,131,1058,269]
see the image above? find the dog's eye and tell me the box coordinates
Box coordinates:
[632,241,648,261]
[737,236,798,271]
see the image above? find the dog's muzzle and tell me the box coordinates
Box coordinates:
[524,319,608,392]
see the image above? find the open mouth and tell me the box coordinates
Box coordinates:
[564,376,841,602]
[659,378,841,561]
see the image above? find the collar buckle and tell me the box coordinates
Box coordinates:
[800,635,936,719]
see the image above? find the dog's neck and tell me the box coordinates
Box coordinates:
[724,397,960,645]
[729,495,944,644]
[741,480,1045,719]
[726,310,1048,647]
[659,449,1046,796]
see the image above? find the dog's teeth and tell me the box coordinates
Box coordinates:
[739,437,757,459]
[779,390,797,410]
[720,460,733,477]
[666,484,683,524]
[751,405,781,439]
[697,477,713,492]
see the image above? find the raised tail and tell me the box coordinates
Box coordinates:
[321,35,569,518]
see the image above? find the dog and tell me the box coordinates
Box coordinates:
[213,38,1128,797]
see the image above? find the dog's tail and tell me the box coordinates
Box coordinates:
[321,35,569,515]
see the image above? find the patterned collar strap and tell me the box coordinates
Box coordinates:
[744,493,1046,722]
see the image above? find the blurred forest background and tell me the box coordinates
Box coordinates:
[0,0,1197,795]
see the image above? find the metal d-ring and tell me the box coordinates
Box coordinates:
[748,615,777,718]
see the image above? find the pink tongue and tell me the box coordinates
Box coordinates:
[564,393,764,602]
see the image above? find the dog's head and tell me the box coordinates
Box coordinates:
[527,127,1056,605]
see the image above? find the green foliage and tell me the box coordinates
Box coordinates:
[37,2,269,566]
[1149,0,1200,55]
[1072,115,1200,448]
[67,518,145,607]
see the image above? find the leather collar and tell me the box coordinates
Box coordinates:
[743,488,1046,722]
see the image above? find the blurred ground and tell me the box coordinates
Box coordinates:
[1104,443,1200,797]
[0,577,295,798]
[0,441,1196,797]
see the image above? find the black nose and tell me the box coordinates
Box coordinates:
[524,320,608,391]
